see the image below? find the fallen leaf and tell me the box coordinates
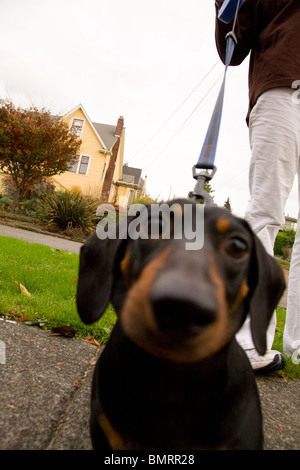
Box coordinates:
[74,379,83,388]
[51,326,76,338]
[16,315,31,323]
[53,422,64,432]
[15,282,31,297]
[81,337,101,347]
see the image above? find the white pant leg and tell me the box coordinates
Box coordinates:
[283,169,300,356]
[236,88,300,352]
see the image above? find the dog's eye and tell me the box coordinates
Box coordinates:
[224,237,249,259]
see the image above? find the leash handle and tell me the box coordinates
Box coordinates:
[218,0,244,24]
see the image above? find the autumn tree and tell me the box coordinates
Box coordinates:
[0,101,81,208]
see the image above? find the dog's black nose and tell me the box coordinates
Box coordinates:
[150,276,218,337]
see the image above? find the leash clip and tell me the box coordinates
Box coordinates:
[189,165,217,206]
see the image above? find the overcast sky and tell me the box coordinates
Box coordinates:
[0,0,298,218]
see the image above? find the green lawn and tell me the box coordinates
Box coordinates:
[0,236,299,378]
[0,236,116,344]
[273,308,300,380]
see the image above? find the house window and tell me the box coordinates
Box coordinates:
[79,156,89,174]
[71,118,84,137]
[68,155,90,175]
[68,156,80,173]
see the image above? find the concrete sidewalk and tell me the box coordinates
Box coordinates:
[0,319,96,450]
[0,319,299,450]
[0,223,91,449]
[0,223,83,254]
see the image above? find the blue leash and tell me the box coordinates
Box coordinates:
[190,0,243,204]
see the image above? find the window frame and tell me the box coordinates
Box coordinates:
[70,117,85,137]
[68,154,91,176]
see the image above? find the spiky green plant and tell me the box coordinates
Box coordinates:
[39,190,98,233]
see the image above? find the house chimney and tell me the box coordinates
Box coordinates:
[114,116,124,138]
[101,116,125,202]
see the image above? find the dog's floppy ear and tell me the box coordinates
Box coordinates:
[76,232,123,324]
[248,233,286,355]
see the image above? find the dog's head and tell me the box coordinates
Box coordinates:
[76,199,285,362]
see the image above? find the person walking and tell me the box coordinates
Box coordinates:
[214,0,300,372]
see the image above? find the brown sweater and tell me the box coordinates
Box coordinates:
[215,0,300,123]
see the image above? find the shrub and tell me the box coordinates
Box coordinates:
[38,190,99,233]
[134,192,158,205]
[70,185,82,195]
[274,230,296,256]
[0,195,12,210]
[30,179,55,199]
[2,176,55,216]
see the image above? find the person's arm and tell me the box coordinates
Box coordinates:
[215,0,256,66]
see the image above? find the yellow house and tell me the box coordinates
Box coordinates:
[0,103,144,207]
[52,104,123,201]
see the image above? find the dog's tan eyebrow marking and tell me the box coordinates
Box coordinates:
[120,251,131,276]
[216,218,231,233]
[120,251,134,286]
[228,280,249,314]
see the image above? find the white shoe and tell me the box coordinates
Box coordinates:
[246,349,286,374]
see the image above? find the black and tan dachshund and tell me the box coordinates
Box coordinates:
[76,199,285,450]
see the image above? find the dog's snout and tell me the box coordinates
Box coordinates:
[150,277,218,336]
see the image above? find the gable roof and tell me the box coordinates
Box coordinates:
[92,122,118,150]
[62,104,121,151]
[123,165,142,185]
